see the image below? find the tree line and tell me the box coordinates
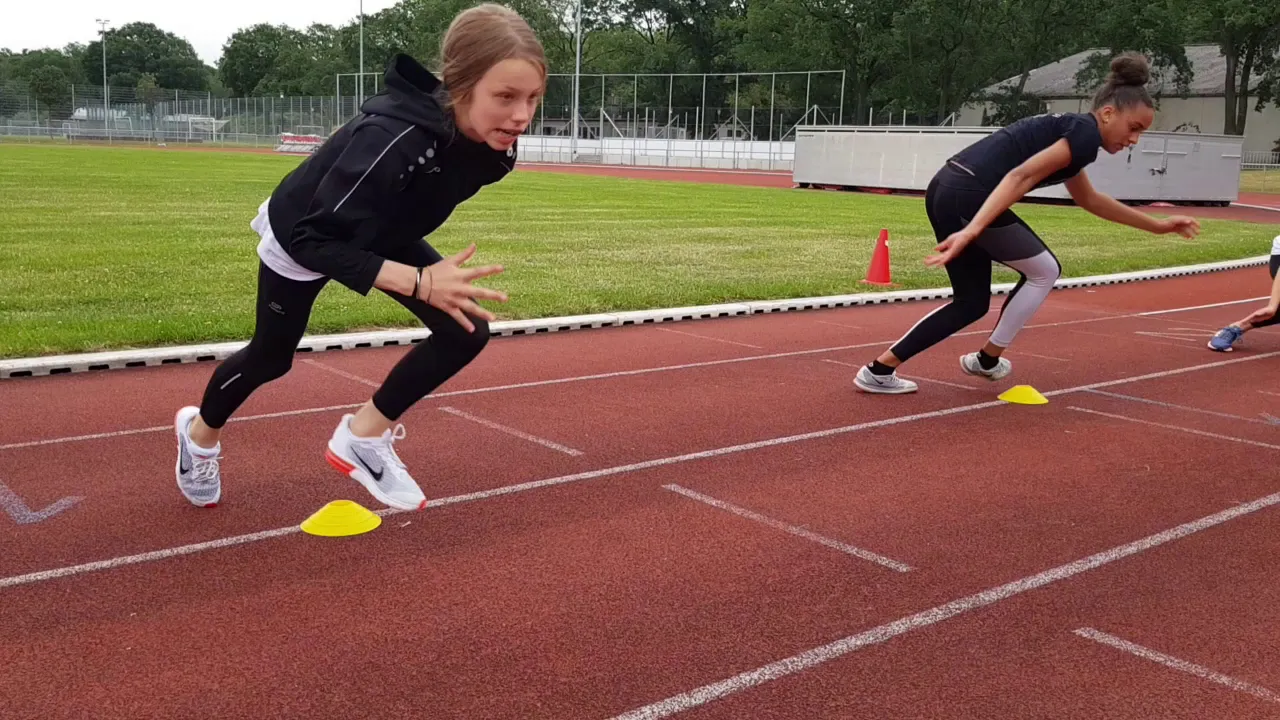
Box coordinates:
[2,0,1277,133]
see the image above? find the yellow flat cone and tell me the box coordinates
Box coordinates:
[300,500,382,537]
[998,384,1048,405]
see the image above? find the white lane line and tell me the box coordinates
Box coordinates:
[2,351,1276,592]
[1085,389,1279,427]
[663,484,912,572]
[0,403,364,451]
[439,406,584,456]
[1074,628,1280,704]
[1138,297,1270,316]
[1016,351,1071,362]
[1067,407,1280,450]
[655,327,764,349]
[301,358,380,388]
[0,303,1220,453]
[1260,390,1280,398]
[0,342,889,452]
[1070,329,1200,351]
[606,491,1280,719]
[815,320,863,330]
[820,359,980,391]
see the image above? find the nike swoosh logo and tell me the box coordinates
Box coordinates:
[351,447,384,482]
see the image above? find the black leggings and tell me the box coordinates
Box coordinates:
[198,241,490,428]
[890,165,1063,363]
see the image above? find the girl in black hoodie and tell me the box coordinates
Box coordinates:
[172,3,546,512]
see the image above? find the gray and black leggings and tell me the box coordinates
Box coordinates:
[889,164,1062,363]
[198,240,490,429]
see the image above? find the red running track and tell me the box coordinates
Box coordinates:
[2,268,1280,719]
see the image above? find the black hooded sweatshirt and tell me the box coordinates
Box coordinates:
[266,53,517,295]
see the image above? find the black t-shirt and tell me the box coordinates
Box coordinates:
[949,112,1102,191]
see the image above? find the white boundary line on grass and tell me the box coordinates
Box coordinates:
[0,256,1268,379]
[1,350,1275,591]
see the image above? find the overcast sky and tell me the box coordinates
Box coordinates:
[4,0,404,66]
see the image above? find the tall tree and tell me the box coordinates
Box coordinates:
[1188,0,1280,135]
[219,24,305,96]
[81,22,210,92]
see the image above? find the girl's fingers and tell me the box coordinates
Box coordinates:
[464,264,505,281]
[458,299,497,322]
[467,286,509,303]
[446,306,476,333]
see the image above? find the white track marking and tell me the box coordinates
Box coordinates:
[1230,202,1280,213]
[2,351,1276,591]
[1070,328,1200,351]
[1074,628,1280,704]
[1016,351,1071,362]
[301,358,380,388]
[439,406,584,456]
[0,404,364,451]
[663,484,912,572]
[0,343,889,452]
[0,301,1232,453]
[1085,389,1277,426]
[655,327,764,349]
[1260,390,1280,398]
[1067,407,1280,450]
[1134,331,1209,342]
[0,526,303,589]
[1138,297,1270,316]
[606,492,1280,719]
[816,321,863,330]
[819,359,980,391]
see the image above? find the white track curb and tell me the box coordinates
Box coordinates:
[0,255,1267,380]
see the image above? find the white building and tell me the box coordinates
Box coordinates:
[956,44,1280,156]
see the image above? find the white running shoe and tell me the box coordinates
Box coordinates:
[960,352,1012,381]
[854,365,919,394]
[174,406,222,508]
[325,414,427,511]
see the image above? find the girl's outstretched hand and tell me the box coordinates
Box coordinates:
[419,243,508,333]
[1158,215,1201,239]
[924,229,975,268]
[1246,304,1278,325]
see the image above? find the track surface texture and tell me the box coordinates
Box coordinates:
[3,265,1280,719]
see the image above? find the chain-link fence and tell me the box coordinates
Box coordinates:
[1,70,846,168]
[5,74,1276,181]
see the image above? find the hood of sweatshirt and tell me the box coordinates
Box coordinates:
[359,53,454,137]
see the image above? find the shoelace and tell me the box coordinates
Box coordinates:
[364,424,408,471]
[190,454,221,486]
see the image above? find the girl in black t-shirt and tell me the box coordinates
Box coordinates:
[856,52,1201,395]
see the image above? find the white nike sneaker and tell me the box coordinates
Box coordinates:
[174,406,222,507]
[325,414,427,511]
[854,365,919,394]
[960,352,1012,381]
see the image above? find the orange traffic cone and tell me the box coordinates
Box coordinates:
[862,229,893,286]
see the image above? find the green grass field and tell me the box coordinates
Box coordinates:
[1,143,1275,359]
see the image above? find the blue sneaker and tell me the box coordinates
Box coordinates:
[1208,325,1244,352]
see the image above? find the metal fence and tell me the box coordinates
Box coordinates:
[1,71,846,168]
[3,74,1278,177]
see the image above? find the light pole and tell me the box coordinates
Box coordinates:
[95,19,109,142]
[570,0,581,161]
[358,0,364,109]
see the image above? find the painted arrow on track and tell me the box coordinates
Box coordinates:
[0,481,82,525]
